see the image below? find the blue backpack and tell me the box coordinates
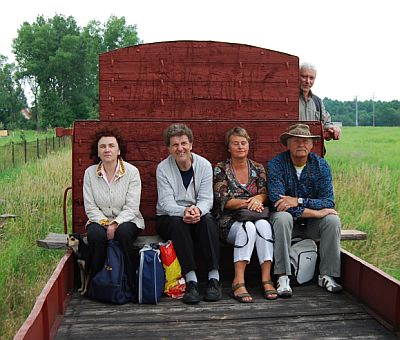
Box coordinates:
[137,244,165,304]
[87,240,133,304]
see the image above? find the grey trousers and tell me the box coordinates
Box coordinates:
[270,211,341,277]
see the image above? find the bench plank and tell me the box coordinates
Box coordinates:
[340,229,367,241]
[37,233,68,249]
[37,230,365,250]
[36,233,163,250]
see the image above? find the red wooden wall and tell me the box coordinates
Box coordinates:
[72,41,324,235]
[98,41,299,121]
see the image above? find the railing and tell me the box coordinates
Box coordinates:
[0,136,71,171]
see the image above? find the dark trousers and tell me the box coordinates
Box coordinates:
[156,213,220,275]
[87,222,141,291]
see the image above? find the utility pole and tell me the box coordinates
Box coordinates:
[355,96,359,127]
[372,94,375,127]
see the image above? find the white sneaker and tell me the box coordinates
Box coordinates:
[318,275,343,293]
[277,275,292,298]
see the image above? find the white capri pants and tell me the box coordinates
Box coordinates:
[227,219,274,264]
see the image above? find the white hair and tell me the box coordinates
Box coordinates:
[300,62,317,74]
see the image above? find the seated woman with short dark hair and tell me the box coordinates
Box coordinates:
[83,128,145,296]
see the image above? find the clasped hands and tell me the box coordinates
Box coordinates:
[275,194,338,218]
[183,205,201,224]
[106,222,118,240]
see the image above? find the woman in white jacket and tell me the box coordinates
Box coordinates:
[83,128,145,295]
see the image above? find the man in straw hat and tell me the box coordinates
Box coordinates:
[267,123,342,297]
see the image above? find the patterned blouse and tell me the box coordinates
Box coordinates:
[213,158,267,240]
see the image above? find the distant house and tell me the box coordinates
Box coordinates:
[21,108,32,120]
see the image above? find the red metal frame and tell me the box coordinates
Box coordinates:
[14,252,74,340]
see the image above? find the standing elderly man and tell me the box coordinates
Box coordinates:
[155,123,222,304]
[267,124,342,298]
[299,62,341,140]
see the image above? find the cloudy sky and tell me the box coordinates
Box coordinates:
[1,0,399,101]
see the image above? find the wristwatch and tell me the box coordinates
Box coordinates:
[297,197,304,206]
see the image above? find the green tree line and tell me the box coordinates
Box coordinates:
[0,14,140,130]
[324,98,400,126]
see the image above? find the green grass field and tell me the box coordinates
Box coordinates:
[0,129,71,172]
[0,148,71,339]
[0,126,399,339]
[325,126,400,279]
[0,129,54,146]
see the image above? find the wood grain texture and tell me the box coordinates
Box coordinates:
[98,41,299,121]
[55,283,396,339]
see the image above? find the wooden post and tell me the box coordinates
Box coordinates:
[12,141,15,166]
[24,140,27,163]
[37,138,40,159]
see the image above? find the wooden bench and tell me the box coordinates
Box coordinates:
[37,229,367,250]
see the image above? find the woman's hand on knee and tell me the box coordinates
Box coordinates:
[106,222,118,240]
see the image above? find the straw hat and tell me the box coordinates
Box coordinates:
[280,124,320,146]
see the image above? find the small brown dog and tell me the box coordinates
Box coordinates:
[68,233,90,295]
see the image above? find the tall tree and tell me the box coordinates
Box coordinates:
[12,14,141,128]
[102,15,142,51]
[0,55,27,128]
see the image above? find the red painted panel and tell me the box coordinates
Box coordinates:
[99,61,298,82]
[98,41,299,121]
[99,81,297,101]
[55,127,73,137]
[71,120,323,235]
[341,249,400,330]
[14,252,74,340]
[100,41,298,63]
[99,99,297,120]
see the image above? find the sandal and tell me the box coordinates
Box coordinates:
[262,280,278,300]
[230,283,253,303]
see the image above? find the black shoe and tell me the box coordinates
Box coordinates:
[182,281,200,304]
[204,278,222,302]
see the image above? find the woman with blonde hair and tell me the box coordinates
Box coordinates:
[214,126,276,302]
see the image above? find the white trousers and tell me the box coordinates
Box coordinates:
[227,219,274,264]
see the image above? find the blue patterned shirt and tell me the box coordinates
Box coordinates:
[267,151,335,219]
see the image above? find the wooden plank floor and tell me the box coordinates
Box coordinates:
[56,282,397,339]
